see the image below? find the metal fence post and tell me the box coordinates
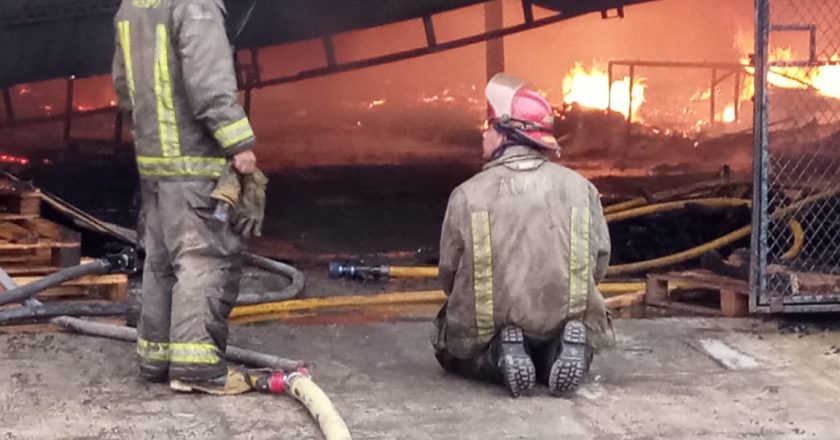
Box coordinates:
[749,0,770,312]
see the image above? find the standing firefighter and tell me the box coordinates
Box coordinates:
[112,0,266,394]
[433,73,613,397]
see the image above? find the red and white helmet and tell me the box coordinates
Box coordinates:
[485,73,559,151]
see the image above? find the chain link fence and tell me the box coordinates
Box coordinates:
[753,0,840,311]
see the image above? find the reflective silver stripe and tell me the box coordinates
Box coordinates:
[214,118,255,149]
[471,210,495,344]
[137,156,227,178]
[568,206,591,317]
[137,338,169,362]
[169,342,221,365]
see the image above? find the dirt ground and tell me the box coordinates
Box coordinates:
[2,317,840,439]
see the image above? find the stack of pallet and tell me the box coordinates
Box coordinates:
[0,178,127,304]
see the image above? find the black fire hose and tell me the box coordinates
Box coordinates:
[0,266,305,371]
[0,302,127,324]
[0,249,135,307]
[0,260,110,307]
[0,250,304,313]
[236,253,305,305]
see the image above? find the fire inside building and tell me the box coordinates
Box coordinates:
[1,0,839,438]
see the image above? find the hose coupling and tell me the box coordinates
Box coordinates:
[328,262,388,281]
[249,367,310,395]
[103,247,138,274]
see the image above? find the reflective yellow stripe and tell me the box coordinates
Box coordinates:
[136,339,221,364]
[154,24,180,157]
[117,21,135,103]
[471,210,495,343]
[132,0,161,7]
[214,118,255,149]
[568,207,591,317]
[137,156,227,177]
[169,342,221,365]
[137,338,169,362]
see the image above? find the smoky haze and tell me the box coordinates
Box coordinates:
[0,0,756,170]
[247,0,755,169]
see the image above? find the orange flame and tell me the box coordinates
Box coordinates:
[738,40,840,100]
[721,104,737,123]
[562,63,646,120]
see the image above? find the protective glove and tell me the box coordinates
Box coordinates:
[232,168,267,239]
[210,164,241,209]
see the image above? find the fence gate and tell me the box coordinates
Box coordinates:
[751,0,840,312]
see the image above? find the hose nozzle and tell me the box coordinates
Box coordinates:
[328,262,388,281]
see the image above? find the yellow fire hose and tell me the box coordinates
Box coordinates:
[231,190,833,322]
[603,198,751,223]
[388,266,439,279]
[602,178,751,215]
[328,191,834,280]
[606,188,840,274]
[229,282,647,322]
[605,197,801,275]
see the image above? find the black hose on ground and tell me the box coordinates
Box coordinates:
[237,253,306,305]
[0,302,127,324]
[0,249,305,323]
[0,269,306,370]
[52,315,305,370]
[0,260,110,306]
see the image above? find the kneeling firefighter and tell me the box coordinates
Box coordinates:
[433,73,614,397]
[112,0,267,394]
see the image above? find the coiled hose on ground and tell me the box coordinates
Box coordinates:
[0,251,305,325]
[237,253,306,305]
[325,188,836,280]
[0,255,352,439]
[0,267,303,370]
[605,187,839,276]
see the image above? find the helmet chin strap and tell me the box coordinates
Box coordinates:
[490,121,551,158]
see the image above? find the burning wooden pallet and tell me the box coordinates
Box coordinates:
[645,270,749,318]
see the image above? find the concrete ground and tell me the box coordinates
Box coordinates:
[2,317,840,439]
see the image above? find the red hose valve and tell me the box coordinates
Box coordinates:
[268,371,287,394]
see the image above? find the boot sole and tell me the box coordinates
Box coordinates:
[548,320,587,396]
[169,379,226,396]
[498,326,536,398]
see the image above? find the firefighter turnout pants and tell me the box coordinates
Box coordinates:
[136,180,243,382]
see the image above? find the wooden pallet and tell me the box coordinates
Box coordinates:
[0,270,129,334]
[0,189,41,219]
[645,270,749,318]
[0,259,129,302]
[2,273,129,303]
[0,218,81,275]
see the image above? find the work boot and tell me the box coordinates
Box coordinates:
[494,326,536,398]
[547,320,592,396]
[169,367,253,396]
